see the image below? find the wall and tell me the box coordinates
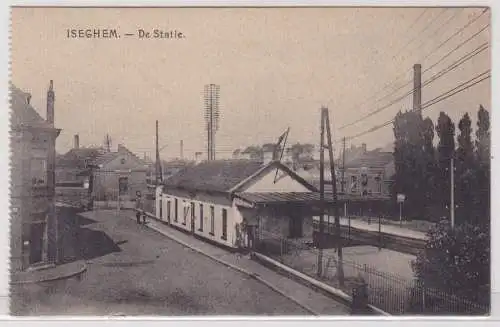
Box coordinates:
[158,189,239,248]
[93,170,146,201]
[243,167,311,193]
[10,127,57,271]
[343,167,387,196]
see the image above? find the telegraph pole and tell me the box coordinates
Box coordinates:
[341,137,346,193]
[450,156,455,229]
[324,107,345,286]
[317,108,325,278]
[155,120,160,185]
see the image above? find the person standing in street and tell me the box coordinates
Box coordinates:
[135,191,143,224]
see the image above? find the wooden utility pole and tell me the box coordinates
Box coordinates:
[450,156,455,229]
[341,137,346,193]
[155,120,161,185]
[317,108,326,278]
[324,107,345,286]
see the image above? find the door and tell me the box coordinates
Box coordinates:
[289,215,303,238]
[29,222,45,265]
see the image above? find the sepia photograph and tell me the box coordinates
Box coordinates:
[8,6,491,316]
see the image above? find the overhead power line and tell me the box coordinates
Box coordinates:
[402,8,429,34]
[422,24,490,75]
[419,8,489,67]
[343,70,491,141]
[393,8,449,58]
[339,42,488,130]
[341,8,489,118]
[407,8,464,55]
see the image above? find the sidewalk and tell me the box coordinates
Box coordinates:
[338,217,427,240]
[11,261,87,285]
[122,211,350,315]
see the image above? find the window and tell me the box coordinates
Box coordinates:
[350,176,358,193]
[210,206,215,235]
[167,200,171,221]
[31,158,47,186]
[182,201,187,225]
[191,202,195,228]
[221,208,228,240]
[118,177,128,195]
[174,199,178,222]
[375,174,382,193]
[199,204,204,231]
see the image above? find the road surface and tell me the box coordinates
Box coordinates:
[14,210,332,316]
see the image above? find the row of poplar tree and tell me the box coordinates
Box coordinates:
[392,105,490,227]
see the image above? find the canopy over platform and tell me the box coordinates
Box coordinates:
[234,192,391,208]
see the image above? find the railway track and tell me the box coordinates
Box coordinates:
[315,226,426,256]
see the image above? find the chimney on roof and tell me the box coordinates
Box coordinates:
[117,144,125,152]
[362,143,367,154]
[46,80,55,125]
[74,134,80,149]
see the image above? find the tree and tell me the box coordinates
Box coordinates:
[392,110,427,220]
[474,105,490,227]
[435,112,455,220]
[411,220,490,308]
[290,143,315,168]
[241,145,262,160]
[421,117,437,218]
[455,113,476,225]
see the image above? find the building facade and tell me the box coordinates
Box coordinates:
[10,81,61,271]
[92,144,148,203]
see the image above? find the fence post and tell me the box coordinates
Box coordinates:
[348,216,351,241]
[280,237,283,261]
[378,215,382,250]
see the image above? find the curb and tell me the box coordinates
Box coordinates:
[252,252,391,316]
[130,212,320,315]
[11,263,87,285]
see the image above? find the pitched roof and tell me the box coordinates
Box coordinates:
[10,84,52,129]
[163,159,196,169]
[344,150,393,169]
[164,159,266,193]
[56,147,106,167]
[91,144,146,167]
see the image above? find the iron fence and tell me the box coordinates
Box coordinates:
[256,230,488,315]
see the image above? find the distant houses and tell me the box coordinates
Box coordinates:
[56,138,147,206]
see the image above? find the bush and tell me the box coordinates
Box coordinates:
[411,220,489,306]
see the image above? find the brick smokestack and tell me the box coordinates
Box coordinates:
[74,134,80,149]
[46,80,55,125]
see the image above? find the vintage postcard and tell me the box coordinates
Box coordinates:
[8,6,491,316]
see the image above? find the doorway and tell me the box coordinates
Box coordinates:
[29,222,45,265]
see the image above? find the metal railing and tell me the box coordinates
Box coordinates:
[256,229,488,315]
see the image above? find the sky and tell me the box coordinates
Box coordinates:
[10,7,491,160]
